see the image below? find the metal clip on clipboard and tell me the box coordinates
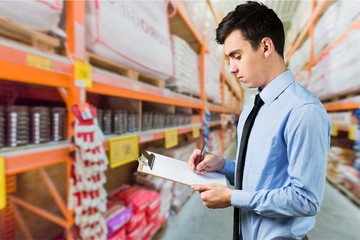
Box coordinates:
[137,148,155,170]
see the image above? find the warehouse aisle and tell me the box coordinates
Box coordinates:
[157,142,360,240]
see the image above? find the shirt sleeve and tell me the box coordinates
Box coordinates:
[232,104,331,218]
[218,158,236,186]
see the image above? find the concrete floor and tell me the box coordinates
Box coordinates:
[157,142,360,240]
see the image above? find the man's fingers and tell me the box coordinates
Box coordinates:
[188,149,201,170]
[191,184,208,192]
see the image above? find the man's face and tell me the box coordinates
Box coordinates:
[224,30,265,89]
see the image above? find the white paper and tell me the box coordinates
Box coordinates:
[138,151,227,187]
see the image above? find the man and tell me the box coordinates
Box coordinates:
[187,1,331,239]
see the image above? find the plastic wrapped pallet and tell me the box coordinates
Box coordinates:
[166,35,200,96]
[177,0,206,38]
[327,30,360,98]
[205,53,222,104]
[288,38,310,74]
[0,0,64,33]
[86,0,173,81]
[307,55,330,99]
[284,1,312,54]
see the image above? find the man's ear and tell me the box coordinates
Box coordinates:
[261,37,273,57]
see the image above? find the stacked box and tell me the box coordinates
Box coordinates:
[112,110,127,134]
[110,185,162,240]
[338,165,360,200]
[51,107,66,142]
[127,112,138,132]
[105,200,132,238]
[0,0,64,32]
[166,35,200,96]
[86,1,173,81]
[31,107,50,144]
[205,53,222,104]
[6,106,30,147]
[133,172,173,220]
[102,110,112,135]
[142,112,153,131]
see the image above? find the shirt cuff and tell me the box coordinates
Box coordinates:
[219,158,233,174]
[231,190,252,209]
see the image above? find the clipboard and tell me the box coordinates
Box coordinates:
[137,149,227,186]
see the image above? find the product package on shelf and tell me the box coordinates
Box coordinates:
[70,104,109,240]
[31,107,50,144]
[326,29,360,98]
[0,105,66,149]
[109,184,163,240]
[284,0,312,54]
[307,29,360,99]
[105,200,132,238]
[166,35,200,96]
[314,1,360,56]
[133,172,173,221]
[6,106,30,148]
[86,0,173,81]
[51,107,67,142]
[288,38,310,74]
[96,108,139,135]
[177,0,206,38]
[0,0,64,33]
[141,112,191,131]
[306,55,329,99]
[337,165,360,201]
[327,146,356,184]
[205,53,222,105]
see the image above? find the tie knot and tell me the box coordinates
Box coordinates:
[254,94,264,107]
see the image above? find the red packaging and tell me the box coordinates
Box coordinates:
[107,227,126,240]
[125,211,145,233]
[112,186,150,213]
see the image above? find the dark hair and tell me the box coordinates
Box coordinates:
[216,1,285,58]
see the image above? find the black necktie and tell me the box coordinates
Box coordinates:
[233,94,264,240]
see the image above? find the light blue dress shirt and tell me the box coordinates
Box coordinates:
[220,70,331,239]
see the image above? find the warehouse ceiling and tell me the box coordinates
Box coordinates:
[211,0,301,36]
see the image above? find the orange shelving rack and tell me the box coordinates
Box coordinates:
[286,0,360,112]
[0,1,242,239]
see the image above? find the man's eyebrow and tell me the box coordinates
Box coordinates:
[226,49,242,58]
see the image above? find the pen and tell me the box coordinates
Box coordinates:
[194,142,207,168]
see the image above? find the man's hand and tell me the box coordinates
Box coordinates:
[191,183,232,209]
[187,150,225,174]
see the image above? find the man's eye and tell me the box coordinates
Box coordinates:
[235,55,241,60]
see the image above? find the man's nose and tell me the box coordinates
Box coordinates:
[229,59,238,74]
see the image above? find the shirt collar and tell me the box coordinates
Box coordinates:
[258,69,294,106]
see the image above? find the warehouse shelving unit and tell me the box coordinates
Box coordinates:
[286,0,360,206]
[0,1,242,238]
